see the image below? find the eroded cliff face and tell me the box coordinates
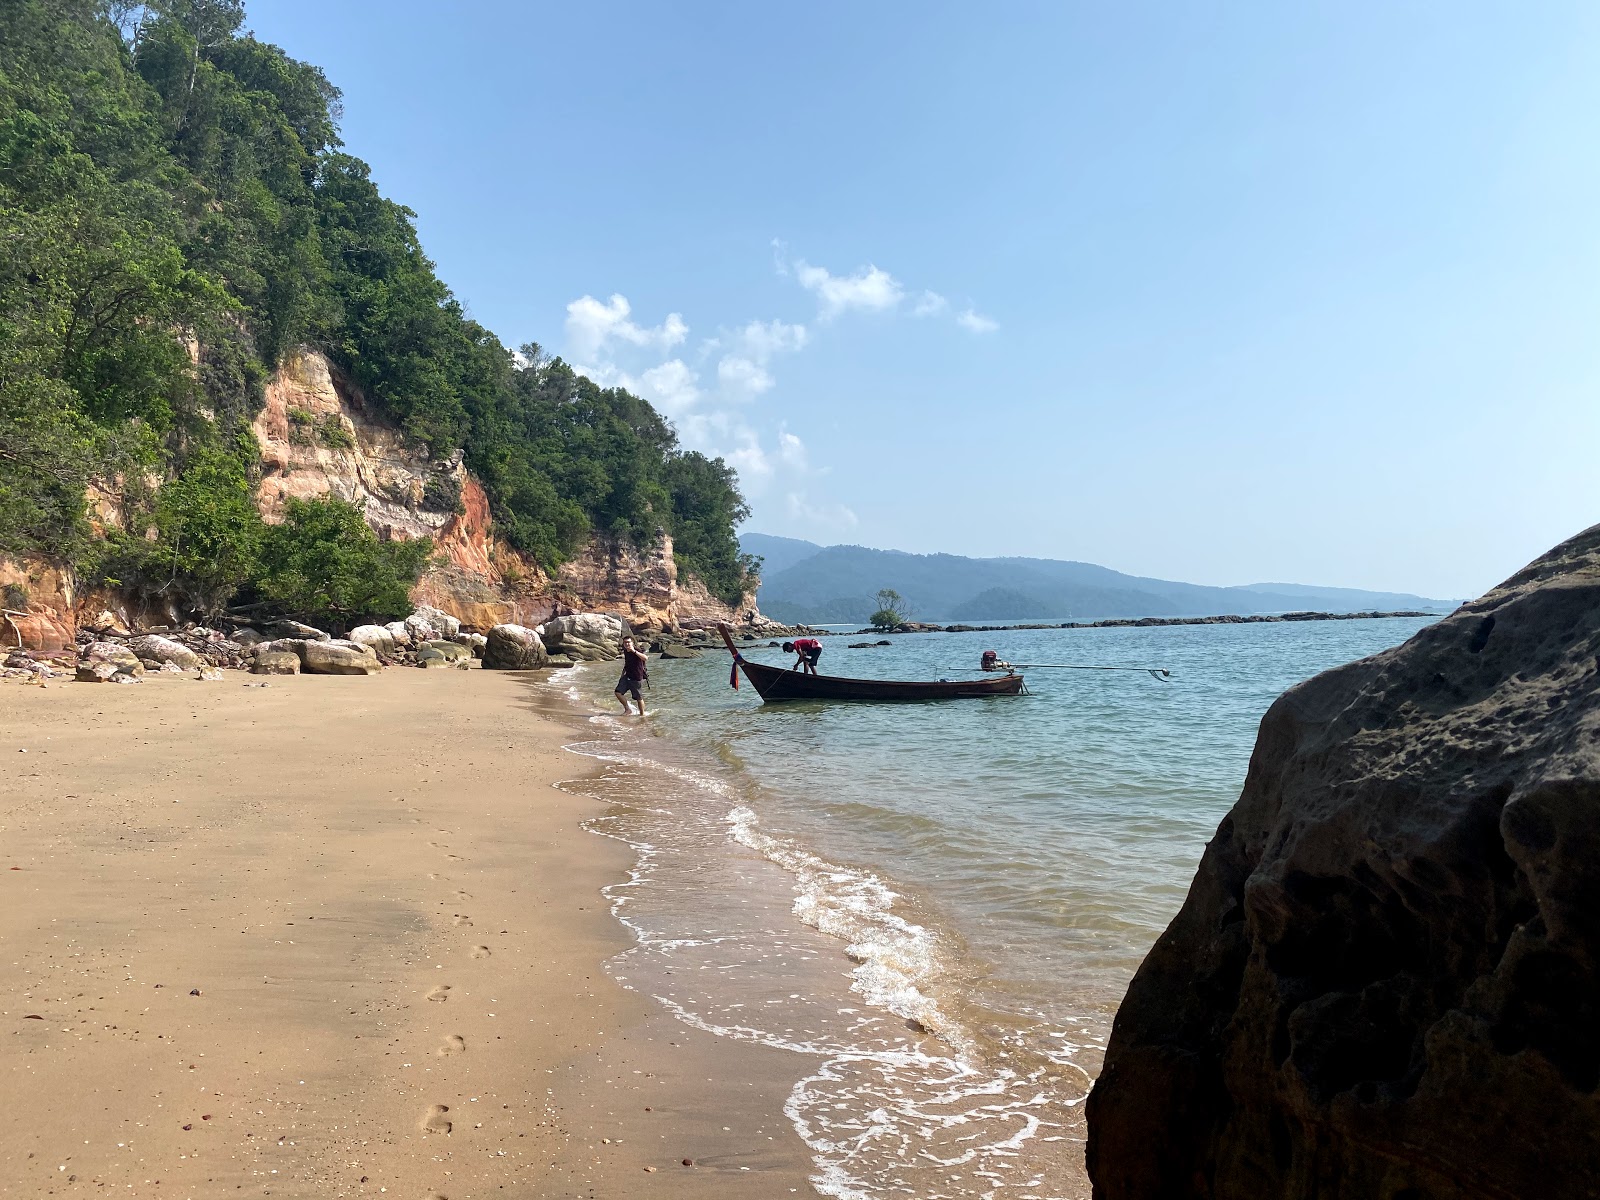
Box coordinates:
[2,350,764,650]
[254,349,759,635]
[1085,525,1600,1200]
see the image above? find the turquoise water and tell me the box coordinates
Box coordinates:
[553,616,1436,1199]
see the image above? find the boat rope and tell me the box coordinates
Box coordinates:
[1013,663,1175,681]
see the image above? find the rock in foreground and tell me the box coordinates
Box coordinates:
[1086,525,1600,1200]
[483,624,549,670]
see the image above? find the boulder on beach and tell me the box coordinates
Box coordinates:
[453,632,488,658]
[126,633,202,670]
[1085,524,1600,1200]
[541,613,624,661]
[483,623,548,670]
[250,649,300,675]
[384,620,413,647]
[265,619,329,642]
[425,639,470,662]
[404,605,460,643]
[79,641,144,678]
[348,624,398,657]
[301,639,381,676]
[232,628,265,647]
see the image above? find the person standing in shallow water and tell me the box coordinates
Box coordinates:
[614,636,650,715]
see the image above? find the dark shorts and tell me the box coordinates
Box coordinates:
[615,675,643,699]
[803,648,821,666]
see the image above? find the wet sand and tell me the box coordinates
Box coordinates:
[0,668,814,1198]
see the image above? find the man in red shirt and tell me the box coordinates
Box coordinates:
[614,636,650,715]
[782,637,823,675]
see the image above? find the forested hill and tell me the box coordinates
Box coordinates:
[0,0,755,622]
[739,534,1452,624]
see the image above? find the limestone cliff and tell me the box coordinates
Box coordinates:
[1085,525,1600,1199]
[251,349,770,635]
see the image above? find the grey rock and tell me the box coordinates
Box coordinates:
[250,649,301,675]
[483,623,549,670]
[265,620,329,642]
[79,641,144,677]
[301,640,381,676]
[541,613,624,661]
[348,624,398,657]
[1085,524,1600,1200]
[425,639,470,662]
[126,634,202,670]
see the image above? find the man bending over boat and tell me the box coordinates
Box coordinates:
[783,637,823,675]
[614,636,650,715]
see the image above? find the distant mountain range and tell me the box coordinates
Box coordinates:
[740,533,1454,625]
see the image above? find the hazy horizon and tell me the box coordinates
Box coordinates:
[244,1,1600,599]
[739,531,1458,603]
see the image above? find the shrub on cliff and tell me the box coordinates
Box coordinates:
[252,497,434,625]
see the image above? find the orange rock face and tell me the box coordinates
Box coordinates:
[14,349,764,645]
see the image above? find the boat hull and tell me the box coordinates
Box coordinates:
[737,659,1024,702]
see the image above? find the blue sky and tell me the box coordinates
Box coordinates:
[244,1,1600,599]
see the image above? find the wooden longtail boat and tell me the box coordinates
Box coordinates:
[717,625,1025,703]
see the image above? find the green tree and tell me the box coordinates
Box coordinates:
[253,496,433,626]
[870,588,911,630]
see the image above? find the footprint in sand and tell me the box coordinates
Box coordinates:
[425,985,452,1002]
[436,1034,466,1056]
[420,1104,452,1135]
[452,889,471,902]
[443,853,462,862]
[451,914,473,927]
[469,945,491,959]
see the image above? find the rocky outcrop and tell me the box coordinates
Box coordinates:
[1085,525,1600,1200]
[5,350,769,654]
[541,613,624,661]
[126,634,202,670]
[482,624,548,671]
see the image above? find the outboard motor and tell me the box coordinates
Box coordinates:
[981,649,1011,672]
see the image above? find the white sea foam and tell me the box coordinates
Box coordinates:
[550,677,1086,1199]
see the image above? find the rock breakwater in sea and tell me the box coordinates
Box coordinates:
[1085,523,1600,1199]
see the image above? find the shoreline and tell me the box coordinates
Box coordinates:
[0,669,814,1197]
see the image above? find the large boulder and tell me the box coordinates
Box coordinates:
[404,605,460,643]
[348,624,398,658]
[126,633,202,670]
[301,639,381,676]
[541,613,624,661]
[79,641,144,677]
[250,649,300,675]
[1085,525,1600,1200]
[483,623,549,670]
[384,620,413,648]
[265,619,329,642]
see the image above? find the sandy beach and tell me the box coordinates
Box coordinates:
[0,668,814,1198]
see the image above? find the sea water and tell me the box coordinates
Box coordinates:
[548,617,1437,1199]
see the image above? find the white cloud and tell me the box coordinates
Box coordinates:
[777,429,808,471]
[736,319,809,360]
[794,260,904,320]
[565,293,688,361]
[717,356,774,398]
[786,491,858,529]
[563,285,845,517]
[956,308,999,334]
[912,290,948,317]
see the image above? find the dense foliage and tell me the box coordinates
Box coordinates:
[0,0,755,623]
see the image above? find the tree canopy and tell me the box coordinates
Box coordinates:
[0,0,756,622]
